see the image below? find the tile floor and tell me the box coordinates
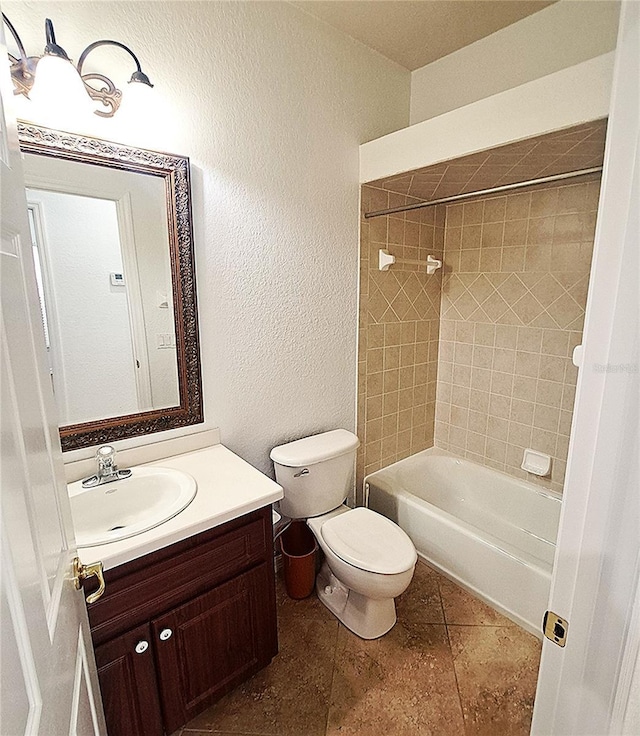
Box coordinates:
[177,560,541,736]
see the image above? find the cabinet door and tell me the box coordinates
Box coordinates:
[94,623,164,736]
[153,563,277,734]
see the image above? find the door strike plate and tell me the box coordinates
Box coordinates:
[543,610,568,647]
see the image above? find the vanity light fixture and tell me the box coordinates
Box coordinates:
[3,13,154,118]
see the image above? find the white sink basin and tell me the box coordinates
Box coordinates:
[69,466,197,547]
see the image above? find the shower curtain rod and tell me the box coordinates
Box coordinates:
[364,166,603,219]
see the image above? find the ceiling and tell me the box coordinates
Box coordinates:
[291,0,556,71]
[368,119,607,206]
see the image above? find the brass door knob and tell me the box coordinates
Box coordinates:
[72,557,106,604]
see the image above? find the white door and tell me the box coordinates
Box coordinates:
[0,20,106,736]
[531,2,639,734]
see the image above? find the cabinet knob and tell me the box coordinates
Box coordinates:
[159,628,173,641]
[134,640,149,654]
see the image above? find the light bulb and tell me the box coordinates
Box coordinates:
[30,54,93,128]
[116,77,155,122]
[124,78,154,107]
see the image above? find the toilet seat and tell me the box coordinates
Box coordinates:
[321,507,416,575]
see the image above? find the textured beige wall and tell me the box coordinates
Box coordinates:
[356,186,444,496]
[6,1,410,471]
[410,1,620,125]
[435,177,600,492]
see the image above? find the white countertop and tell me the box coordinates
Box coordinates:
[77,444,283,571]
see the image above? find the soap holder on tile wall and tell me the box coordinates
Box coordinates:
[378,249,442,274]
[521,448,552,476]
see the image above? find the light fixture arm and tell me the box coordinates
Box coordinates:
[43,17,70,59]
[77,39,151,83]
[2,12,38,97]
[2,13,28,62]
[76,39,153,118]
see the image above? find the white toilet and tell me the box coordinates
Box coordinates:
[270,429,417,639]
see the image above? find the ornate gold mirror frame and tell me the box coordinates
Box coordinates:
[18,122,203,451]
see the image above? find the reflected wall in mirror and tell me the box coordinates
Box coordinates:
[19,123,203,451]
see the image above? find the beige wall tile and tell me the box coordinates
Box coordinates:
[366,395,383,422]
[530,187,558,218]
[479,247,502,272]
[501,247,525,272]
[368,323,384,348]
[447,204,463,227]
[467,431,487,455]
[481,222,504,248]
[511,398,535,425]
[463,201,483,225]
[554,213,583,243]
[471,367,491,392]
[505,192,531,221]
[474,323,495,346]
[557,184,588,215]
[459,249,481,272]
[512,375,537,401]
[490,372,514,397]
[483,196,507,223]
[468,410,488,434]
[461,224,482,249]
[533,405,560,433]
[472,345,493,369]
[489,394,511,419]
[517,326,543,353]
[469,389,489,413]
[494,324,518,349]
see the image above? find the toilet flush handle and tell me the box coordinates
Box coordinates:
[293,468,309,478]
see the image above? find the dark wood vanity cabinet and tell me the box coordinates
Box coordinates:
[85,506,278,736]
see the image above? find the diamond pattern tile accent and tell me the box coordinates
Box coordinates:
[497,274,528,304]
[532,274,566,307]
[512,292,546,325]
[470,274,495,303]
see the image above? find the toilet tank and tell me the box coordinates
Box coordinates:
[270,429,360,519]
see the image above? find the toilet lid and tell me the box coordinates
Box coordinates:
[321,507,416,575]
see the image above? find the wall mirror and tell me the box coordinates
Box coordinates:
[18,122,203,451]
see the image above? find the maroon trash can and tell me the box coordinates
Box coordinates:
[280,520,318,599]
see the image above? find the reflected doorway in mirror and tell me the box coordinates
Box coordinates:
[26,186,180,425]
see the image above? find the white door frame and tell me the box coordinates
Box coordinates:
[531,2,639,733]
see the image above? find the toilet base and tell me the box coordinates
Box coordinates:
[315,562,397,639]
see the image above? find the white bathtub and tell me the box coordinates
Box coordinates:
[365,447,561,637]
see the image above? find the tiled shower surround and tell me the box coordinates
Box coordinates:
[356,186,445,492]
[357,175,600,495]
